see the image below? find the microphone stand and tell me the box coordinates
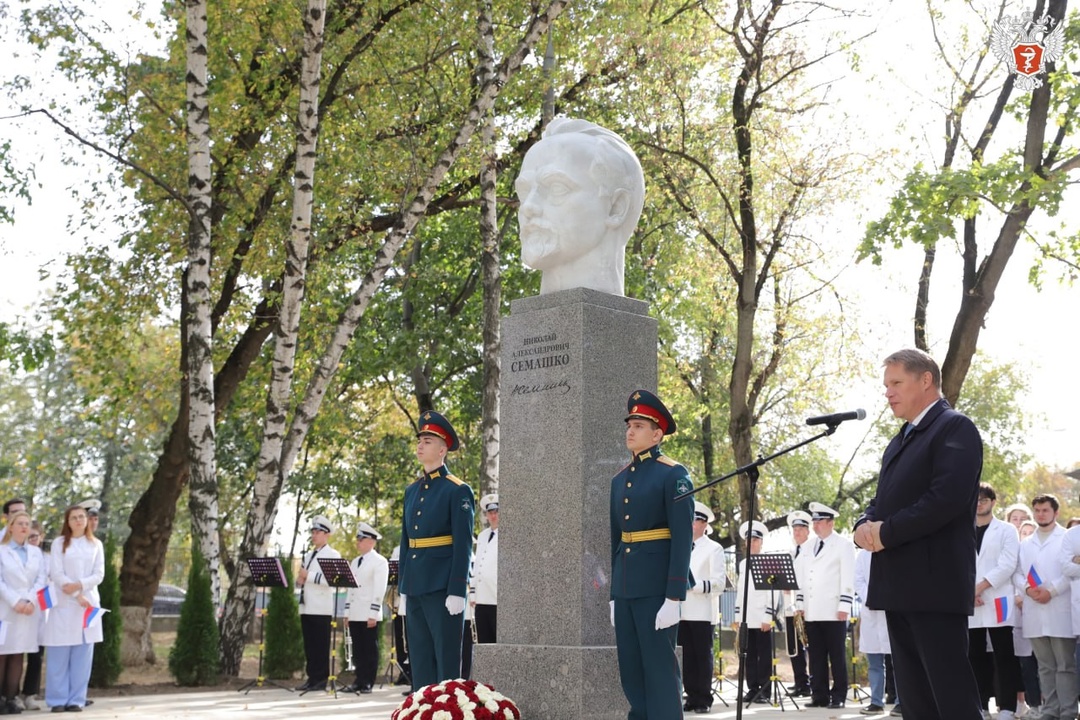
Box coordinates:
[675,423,841,720]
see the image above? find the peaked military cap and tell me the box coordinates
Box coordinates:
[310,515,334,534]
[624,389,677,435]
[739,520,767,540]
[693,501,715,534]
[480,493,499,512]
[78,498,102,517]
[786,510,811,528]
[355,521,382,540]
[808,502,838,521]
[417,410,460,451]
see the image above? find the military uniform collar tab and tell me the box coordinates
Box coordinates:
[425,465,447,480]
[633,446,661,464]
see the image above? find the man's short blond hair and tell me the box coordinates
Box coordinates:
[883,348,941,389]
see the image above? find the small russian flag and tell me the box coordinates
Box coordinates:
[994,596,1009,624]
[36,587,54,611]
[82,606,108,629]
[1027,565,1043,589]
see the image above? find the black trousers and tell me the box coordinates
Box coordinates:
[678,620,715,708]
[739,626,772,697]
[805,620,847,704]
[23,646,43,696]
[474,604,497,644]
[784,616,809,688]
[969,625,1022,712]
[300,614,331,684]
[394,614,411,683]
[460,620,473,679]
[349,621,379,689]
[886,610,982,720]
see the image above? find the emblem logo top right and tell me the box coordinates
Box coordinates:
[991,11,1066,91]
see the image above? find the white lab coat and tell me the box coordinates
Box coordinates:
[854,549,890,654]
[1016,525,1072,639]
[970,518,1020,628]
[1057,525,1080,636]
[0,541,48,653]
[345,549,389,623]
[42,535,105,646]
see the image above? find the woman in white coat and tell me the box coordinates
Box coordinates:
[0,510,48,714]
[855,548,899,714]
[42,505,105,712]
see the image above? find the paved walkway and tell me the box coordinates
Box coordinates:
[79,683,907,718]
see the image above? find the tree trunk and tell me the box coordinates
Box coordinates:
[219,0,327,675]
[184,0,221,607]
[477,0,500,498]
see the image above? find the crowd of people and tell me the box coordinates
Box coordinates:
[0,498,105,714]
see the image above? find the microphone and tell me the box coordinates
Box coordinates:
[806,409,866,426]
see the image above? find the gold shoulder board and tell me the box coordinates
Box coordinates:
[657,456,677,467]
[445,473,466,486]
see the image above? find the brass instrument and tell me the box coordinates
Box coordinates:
[343,619,355,672]
[794,611,809,650]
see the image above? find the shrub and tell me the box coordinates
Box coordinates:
[89,533,123,688]
[168,542,220,686]
[263,555,304,680]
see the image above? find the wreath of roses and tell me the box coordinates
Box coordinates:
[391,679,521,720]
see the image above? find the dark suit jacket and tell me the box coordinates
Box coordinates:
[858,399,982,615]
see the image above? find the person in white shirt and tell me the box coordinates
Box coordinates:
[969,483,1023,720]
[295,515,342,692]
[341,522,388,694]
[855,548,900,715]
[784,510,812,697]
[733,519,778,706]
[470,494,499,644]
[678,502,724,714]
[0,499,27,544]
[0,510,47,715]
[1016,494,1076,720]
[42,505,105,712]
[796,501,855,710]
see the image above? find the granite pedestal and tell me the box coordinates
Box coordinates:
[472,288,657,719]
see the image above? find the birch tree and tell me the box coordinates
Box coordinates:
[183,0,221,606]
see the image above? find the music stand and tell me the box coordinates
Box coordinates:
[313,557,356,697]
[238,557,293,693]
[749,553,800,711]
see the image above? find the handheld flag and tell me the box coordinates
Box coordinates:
[36,586,54,611]
[82,606,108,629]
[1027,565,1043,589]
[994,596,1009,624]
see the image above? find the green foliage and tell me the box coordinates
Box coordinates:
[168,543,221,686]
[90,534,123,688]
[263,555,304,680]
[0,322,54,372]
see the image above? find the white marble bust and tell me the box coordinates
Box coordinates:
[515,118,645,296]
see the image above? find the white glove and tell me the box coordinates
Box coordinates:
[655,598,681,630]
[610,600,616,627]
[445,595,467,615]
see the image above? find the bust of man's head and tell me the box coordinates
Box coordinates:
[515,118,645,296]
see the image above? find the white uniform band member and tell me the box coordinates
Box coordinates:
[733,520,778,706]
[784,510,812,697]
[342,522,388,694]
[470,494,499,644]
[678,502,724,714]
[296,515,342,692]
[796,502,854,710]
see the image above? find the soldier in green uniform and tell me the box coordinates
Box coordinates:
[399,411,475,691]
[610,389,695,720]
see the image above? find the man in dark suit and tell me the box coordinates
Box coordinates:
[399,410,475,691]
[610,389,694,720]
[853,348,983,720]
